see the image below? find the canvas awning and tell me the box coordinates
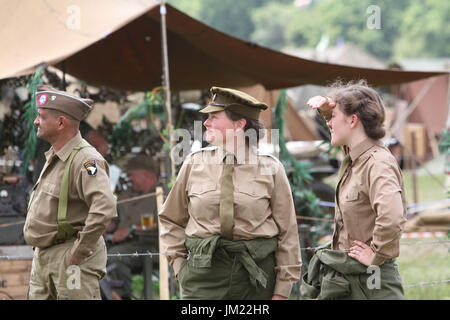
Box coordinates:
[1,0,447,91]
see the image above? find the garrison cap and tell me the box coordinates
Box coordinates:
[35,84,93,121]
[199,86,268,120]
[126,154,159,174]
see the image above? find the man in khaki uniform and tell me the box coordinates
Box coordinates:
[24,85,117,300]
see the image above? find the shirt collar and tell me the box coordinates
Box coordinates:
[348,138,381,162]
[55,131,83,162]
[220,143,257,164]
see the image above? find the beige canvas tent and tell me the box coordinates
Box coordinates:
[1,0,446,92]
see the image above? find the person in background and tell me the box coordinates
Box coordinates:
[105,154,159,300]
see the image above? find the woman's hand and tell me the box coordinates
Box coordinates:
[272,294,287,300]
[306,96,336,112]
[348,240,375,266]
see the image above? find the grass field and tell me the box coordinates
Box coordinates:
[398,238,449,300]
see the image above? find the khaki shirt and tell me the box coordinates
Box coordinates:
[159,146,302,298]
[333,138,407,265]
[117,188,157,229]
[24,132,117,262]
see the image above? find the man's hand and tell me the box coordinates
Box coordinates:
[112,226,130,243]
[68,250,93,265]
[306,95,336,112]
[348,240,375,266]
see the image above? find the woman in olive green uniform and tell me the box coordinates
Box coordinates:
[303,80,406,300]
[159,87,301,300]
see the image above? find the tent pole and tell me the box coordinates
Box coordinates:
[159,0,171,301]
[160,0,175,178]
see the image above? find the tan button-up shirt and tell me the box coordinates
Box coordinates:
[159,146,301,297]
[24,132,117,262]
[333,138,407,265]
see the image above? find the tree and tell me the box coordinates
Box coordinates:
[250,3,296,50]
[394,0,450,59]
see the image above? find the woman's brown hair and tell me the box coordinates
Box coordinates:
[327,80,386,140]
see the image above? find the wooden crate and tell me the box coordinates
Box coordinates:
[403,123,427,158]
[0,246,33,300]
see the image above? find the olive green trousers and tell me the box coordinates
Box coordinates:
[179,235,277,300]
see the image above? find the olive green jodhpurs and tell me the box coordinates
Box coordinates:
[178,235,278,300]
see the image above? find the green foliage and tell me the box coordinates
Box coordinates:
[394,0,450,59]
[275,91,320,212]
[21,66,43,173]
[168,0,292,41]
[275,90,334,243]
[438,129,449,154]
[109,89,165,159]
[170,0,450,61]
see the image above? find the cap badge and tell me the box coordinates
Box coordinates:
[37,94,48,106]
[51,95,56,101]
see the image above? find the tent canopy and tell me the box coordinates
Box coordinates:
[1,0,447,91]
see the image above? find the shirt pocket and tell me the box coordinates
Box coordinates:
[188,182,217,196]
[235,181,271,199]
[41,182,59,199]
[234,182,271,220]
[345,187,359,202]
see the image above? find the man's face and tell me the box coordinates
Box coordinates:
[34,108,59,142]
[129,169,157,192]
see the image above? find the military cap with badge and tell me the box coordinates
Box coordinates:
[35,85,97,176]
[35,84,93,121]
[199,86,268,120]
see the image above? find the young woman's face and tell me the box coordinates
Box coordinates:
[203,111,237,146]
[327,105,353,146]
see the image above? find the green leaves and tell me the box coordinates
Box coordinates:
[21,66,43,173]
[109,89,165,158]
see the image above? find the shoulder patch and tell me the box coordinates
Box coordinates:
[83,160,97,176]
